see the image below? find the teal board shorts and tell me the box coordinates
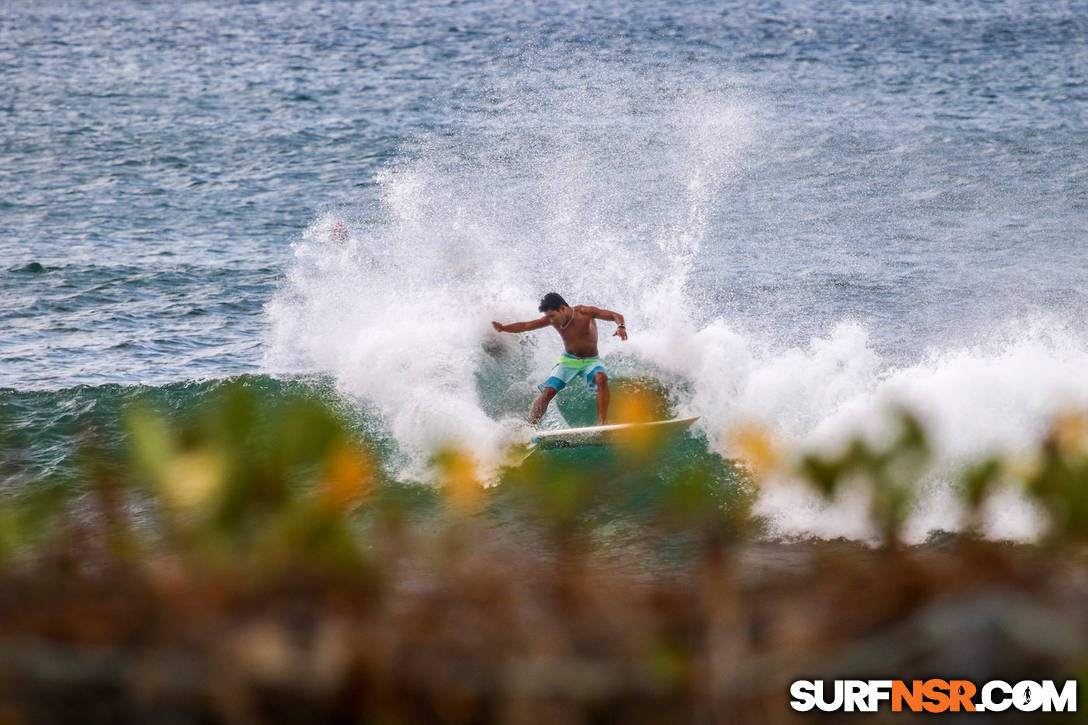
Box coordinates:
[538,353,607,393]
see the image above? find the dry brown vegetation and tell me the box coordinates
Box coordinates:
[0,383,1086,723]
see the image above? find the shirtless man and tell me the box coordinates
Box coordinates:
[492,292,627,425]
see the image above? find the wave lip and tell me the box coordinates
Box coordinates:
[264,68,757,481]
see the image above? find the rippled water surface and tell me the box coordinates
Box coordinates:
[3,0,1086,389]
[2,1,1087,537]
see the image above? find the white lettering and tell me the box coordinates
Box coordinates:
[1041,680,1077,712]
[1014,681,1043,712]
[790,678,1075,714]
[868,680,893,711]
[789,681,816,712]
[845,680,868,712]
[983,680,1012,712]
[816,680,844,712]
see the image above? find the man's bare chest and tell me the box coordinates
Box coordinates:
[560,315,596,340]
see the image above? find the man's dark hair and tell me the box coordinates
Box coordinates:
[538,292,568,312]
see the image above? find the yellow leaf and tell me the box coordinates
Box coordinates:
[161,449,227,511]
[319,442,376,511]
[725,424,781,478]
[438,449,484,515]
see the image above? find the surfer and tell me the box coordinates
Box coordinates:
[330,221,348,245]
[492,293,627,425]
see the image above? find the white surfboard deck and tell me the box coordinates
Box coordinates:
[528,416,700,452]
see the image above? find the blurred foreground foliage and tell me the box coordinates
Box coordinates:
[0,383,1086,723]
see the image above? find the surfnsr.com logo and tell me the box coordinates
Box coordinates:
[790,680,1077,713]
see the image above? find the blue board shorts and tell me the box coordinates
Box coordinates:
[538,353,607,393]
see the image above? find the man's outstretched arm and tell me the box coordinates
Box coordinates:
[580,306,627,340]
[492,317,550,333]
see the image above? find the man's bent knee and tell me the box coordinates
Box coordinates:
[594,372,608,387]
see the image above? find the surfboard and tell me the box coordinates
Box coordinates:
[530,416,700,451]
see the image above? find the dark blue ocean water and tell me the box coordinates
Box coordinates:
[2,1,1087,530]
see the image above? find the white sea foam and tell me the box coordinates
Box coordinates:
[265,73,757,481]
[698,323,1088,543]
[265,67,1087,541]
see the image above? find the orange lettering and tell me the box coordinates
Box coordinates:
[892,680,924,712]
[949,680,976,712]
[923,679,951,713]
